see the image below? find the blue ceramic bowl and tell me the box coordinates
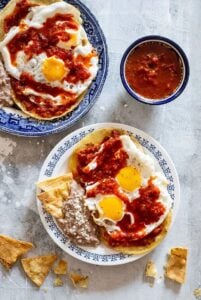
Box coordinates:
[120,35,189,105]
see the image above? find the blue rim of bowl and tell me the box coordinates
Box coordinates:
[120,35,190,105]
[0,0,109,137]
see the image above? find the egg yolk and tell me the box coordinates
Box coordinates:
[116,166,142,192]
[42,56,67,82]
[98,196,124,221]
[66,33,78,47]
[59,33,79,50]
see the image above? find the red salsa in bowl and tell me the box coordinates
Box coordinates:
[120,36,189,105]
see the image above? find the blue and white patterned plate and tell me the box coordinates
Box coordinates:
[37,123,180,266]
[0,0,108,137]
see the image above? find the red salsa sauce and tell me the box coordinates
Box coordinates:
[76,132,128,184]
[11,73,78,118]
[3,0,36,33]
[87,174,165,247]
[105,223,164,247]
[77,131,166,247]
[86,178,130,203]
[125,41,183,99]
[105,179,166,247]
[8,13,77,63]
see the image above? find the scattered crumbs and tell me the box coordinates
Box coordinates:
[42,140,45,143]
[69,272,88,288]
[194,287,201,299]
[37,141,40,145]
[53,259,68,275]
[100,106,105,111]
[123,103,128,108]
[54,277,63,287]
[145,260,157,279]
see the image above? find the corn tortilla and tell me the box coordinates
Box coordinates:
[68,128,172,254]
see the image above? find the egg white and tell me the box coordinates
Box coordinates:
[25,2,82,29]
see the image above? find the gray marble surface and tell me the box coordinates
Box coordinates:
[0,0,201,299]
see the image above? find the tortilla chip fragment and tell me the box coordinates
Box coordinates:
[21,254,57,287]
[54,276,63,287]
[194,287,201,299]
[70,273,88,288]
[37,174,73,192]
[145,260,158,278]
[0,234,33,269]
[53,259,68,275]
[165,247,188,284]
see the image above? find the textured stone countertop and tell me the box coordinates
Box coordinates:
[0,0,201,299]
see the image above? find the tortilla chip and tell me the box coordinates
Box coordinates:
[69,273,88,288]
[165,247,188,284]
[0,234,33,269]
[38,188,69,218]
[145,260,158,278]
[53,259,68,275]
[37,174,73,218]
[21,254,57,287]
[36,174,73,192]
[53,276,63,287]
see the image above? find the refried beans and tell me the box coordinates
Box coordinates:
[58,181,100,246]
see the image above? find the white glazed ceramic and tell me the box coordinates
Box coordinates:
[37,123,180,266]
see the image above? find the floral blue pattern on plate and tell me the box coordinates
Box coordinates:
[0,0,108,137]
[37,123,180,266]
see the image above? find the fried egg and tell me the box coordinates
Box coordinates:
[0,2,98,108]
[85,194,132,232]
[84,134,157,200]
[84,134,172,236]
